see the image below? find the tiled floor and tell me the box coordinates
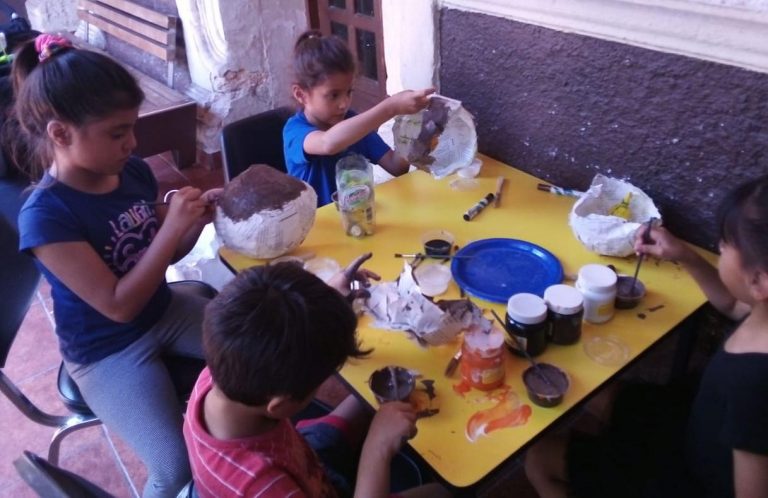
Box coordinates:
[0,153,541,497]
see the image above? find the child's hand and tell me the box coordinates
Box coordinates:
[364,401,418,459]
[327,252,381,299]
[200,188,223,225]
[165,186,209,231]
[634,225,693,263]
[387,88,436,116]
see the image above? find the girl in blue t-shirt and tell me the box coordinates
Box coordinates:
[525,175,768,498]
[283,29,434,206]
[13,34,220,497]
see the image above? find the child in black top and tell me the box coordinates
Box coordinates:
[526,175,768,498]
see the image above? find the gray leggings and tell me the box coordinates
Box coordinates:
[66,289,209,498]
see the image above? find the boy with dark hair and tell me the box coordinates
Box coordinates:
[183,254,450,498]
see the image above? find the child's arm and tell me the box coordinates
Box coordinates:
[32,187,210,323]
[635,226,750,321]
[733,449,768,498]
[354,401,417,498]
[303,88,434,157]
[376,149,410,177]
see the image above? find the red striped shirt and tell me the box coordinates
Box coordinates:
[183,368,338,498]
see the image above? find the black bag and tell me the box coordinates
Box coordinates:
[0,3,38,177]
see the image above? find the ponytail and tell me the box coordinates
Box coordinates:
[6,34,143,179]
[292,29,355,89]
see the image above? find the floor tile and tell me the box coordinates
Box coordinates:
[57,425,137,497]
[4,295,60,382]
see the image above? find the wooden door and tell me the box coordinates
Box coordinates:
[309,0,386,112]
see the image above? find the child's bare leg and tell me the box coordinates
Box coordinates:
[398,482,453,498]
[525,434,570,498]
[329,394,373,446]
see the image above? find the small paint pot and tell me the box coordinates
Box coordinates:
[368,366,415,404]
[522,363,569,408]
[421,229,455,259]
[615,275,646,309]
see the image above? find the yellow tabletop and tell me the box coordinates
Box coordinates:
[219,155,714,488]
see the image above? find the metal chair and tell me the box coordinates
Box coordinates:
[15,450,199,498]
[0,209,214,465]
[14,450,114,498]
[220,106,294,182]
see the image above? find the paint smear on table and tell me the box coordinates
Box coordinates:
[465,391,532,442]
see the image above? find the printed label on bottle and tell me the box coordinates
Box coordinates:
[480,367,504,386]
[597,303,613,316]
[340,184,371,211]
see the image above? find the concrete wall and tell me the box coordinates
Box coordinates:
[439,8,768,250]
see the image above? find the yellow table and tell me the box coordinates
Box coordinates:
[219,155,714,488]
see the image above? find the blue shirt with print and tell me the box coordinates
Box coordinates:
[18,157,171,364]
[283,110,390,206]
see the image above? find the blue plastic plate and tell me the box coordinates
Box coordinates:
[451,238,563,303]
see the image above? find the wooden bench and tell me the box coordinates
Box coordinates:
[76,0,197,168]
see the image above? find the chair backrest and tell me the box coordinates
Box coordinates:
[14,450,115,498]
[0,189,39,368]
[220,106,294,182]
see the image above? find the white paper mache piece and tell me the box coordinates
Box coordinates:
[365,262,490,346]
[569,174,661,257]
[214,165,317,259]
[393,95,478,179]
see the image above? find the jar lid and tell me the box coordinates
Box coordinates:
[506,293,548,325]
[577,264,617,292]
[464,326,505,354]
[544,284,584,315]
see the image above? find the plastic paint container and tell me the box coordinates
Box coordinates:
[615,275,646,309]
[543,284,584,345]
[575,264,617,324]
[421,229,455,259]
[414,263,452,297]
[368,366,415,404]
[523,363,570,407]
[505,293,549,357]
[460,327,506,391]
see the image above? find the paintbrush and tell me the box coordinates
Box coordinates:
[631,217,656,294]
[394,253,472,259]
[444,347,463,377]
[493,176,505,208]
[537,183,583,198]
[490,309,555,388]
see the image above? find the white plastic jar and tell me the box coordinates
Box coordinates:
[575,264,617,324]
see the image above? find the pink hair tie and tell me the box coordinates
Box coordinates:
[35,34,73,62]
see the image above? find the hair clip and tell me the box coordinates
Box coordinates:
[35,34,73,62]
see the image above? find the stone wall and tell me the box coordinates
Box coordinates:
[440,8,768,250]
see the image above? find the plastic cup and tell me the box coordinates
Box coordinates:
[615,275,646,309]
[420,229,455,259]
[414,263,452,297]
[368,366,415,404]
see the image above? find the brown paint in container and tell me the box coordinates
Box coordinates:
[368,366,415,404]
[523,363,569,407]
[615,275,646,309]
[421,229,455,259]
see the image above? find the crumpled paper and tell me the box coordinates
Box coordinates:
[393,95,477,179]
[569,174,662,257]
[364,263,491,345]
